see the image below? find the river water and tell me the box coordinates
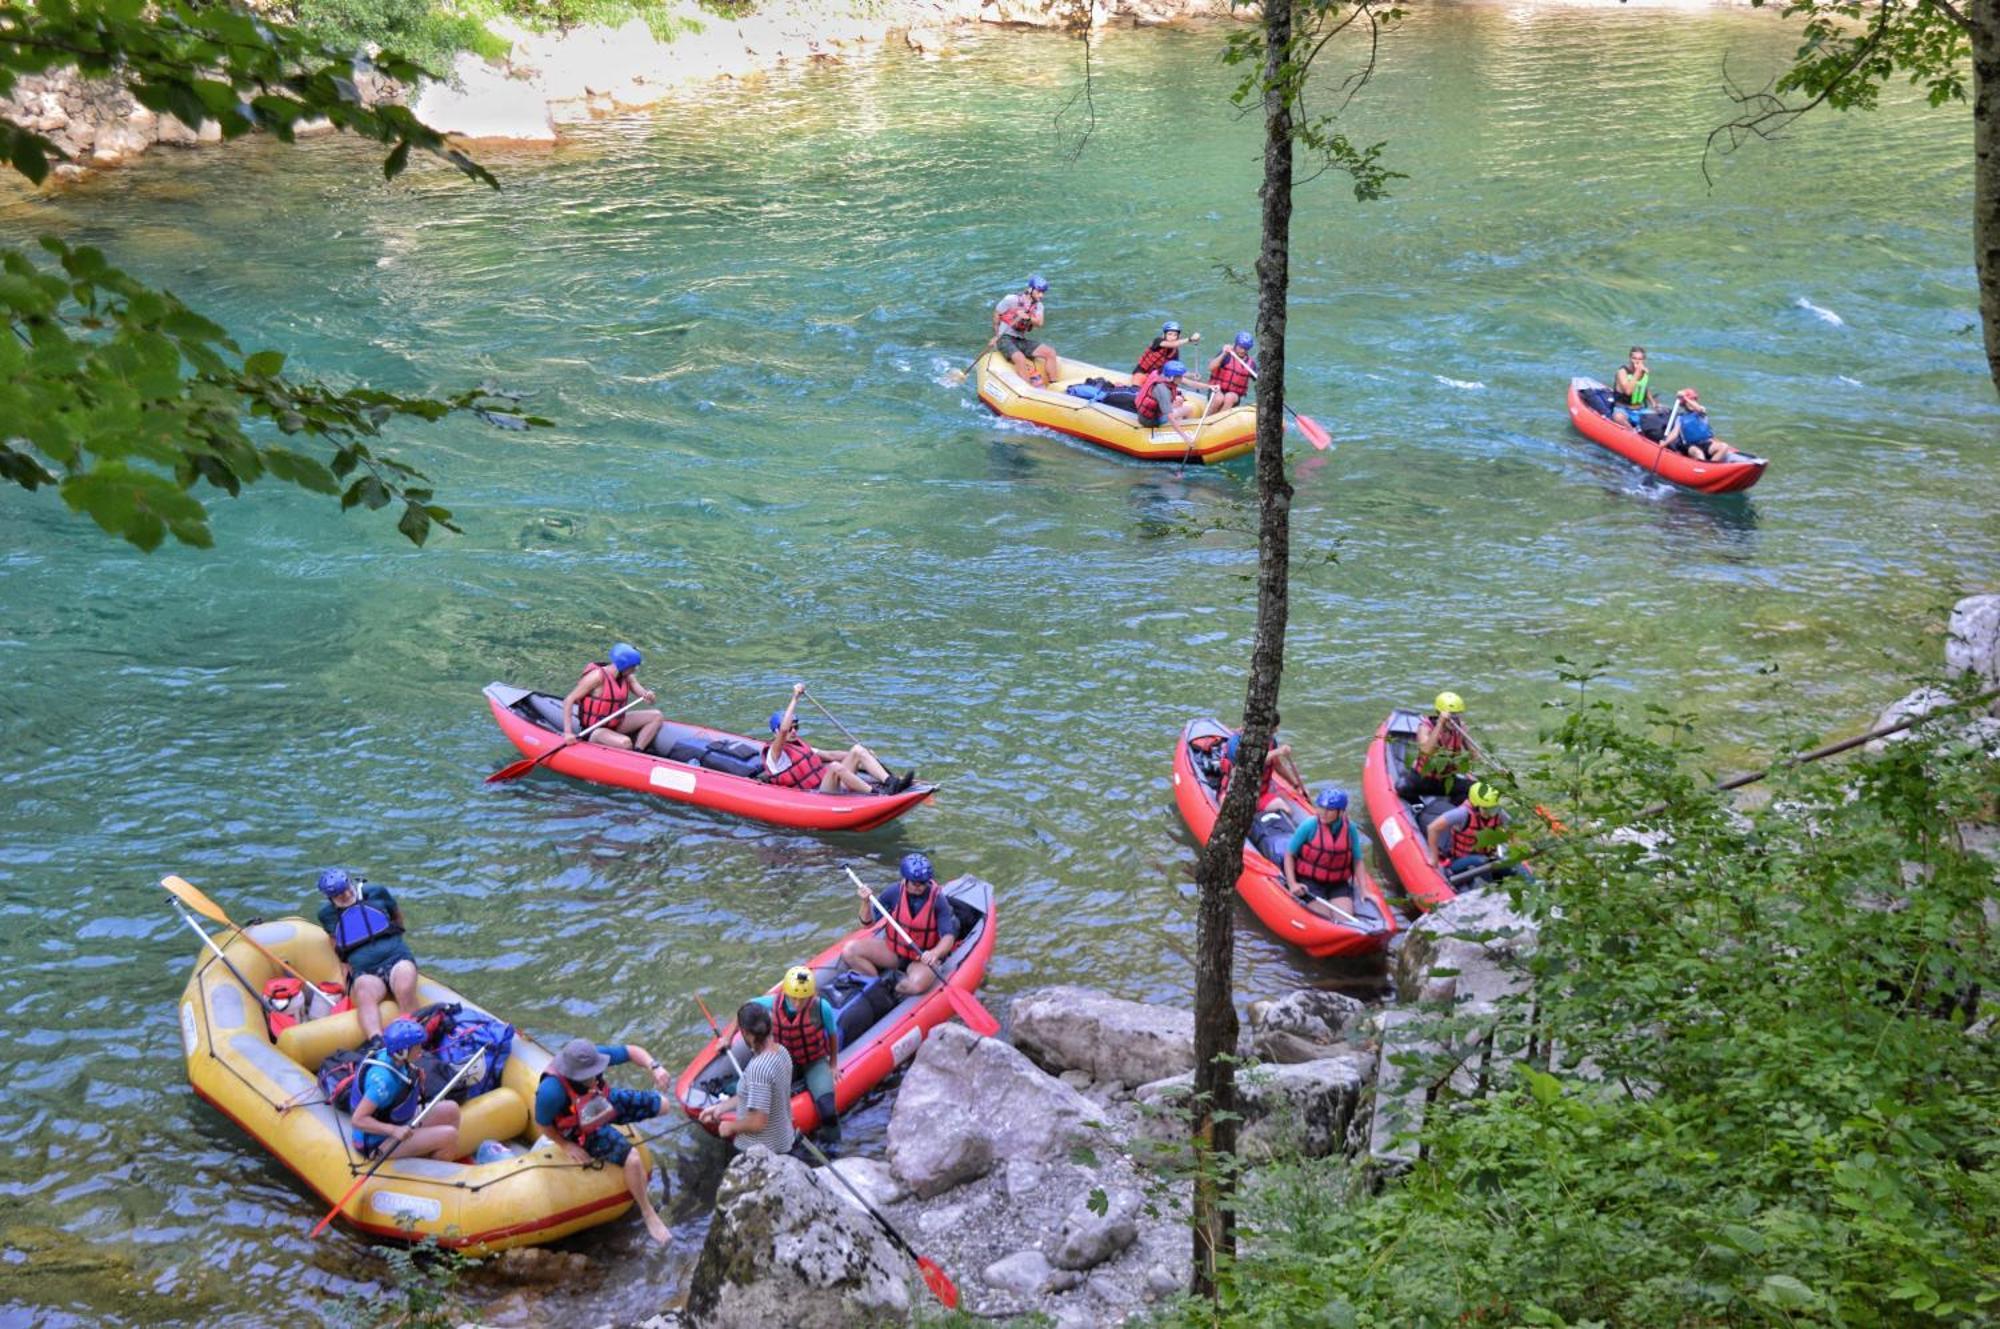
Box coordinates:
[0,4,1993,1324]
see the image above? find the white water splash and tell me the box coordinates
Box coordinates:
[1796,296,1845,327]
[1837,375,1864,387]
[1434,375,1487,390]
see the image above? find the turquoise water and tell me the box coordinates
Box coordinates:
[1,6,1995,1323]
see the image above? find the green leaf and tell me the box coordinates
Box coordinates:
[262,448,340,495]
[342,475,392,511]
[59,463,213,551]
[384,138,412,181]
[396,499,431,546]
[243,349,285,377]
[1757,1274,1821,1310]
[1086,1187,1107,1216]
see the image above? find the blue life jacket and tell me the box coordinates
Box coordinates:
[349,1056,420,1126]
[1680,412,1714,445]
[331,897,402,960]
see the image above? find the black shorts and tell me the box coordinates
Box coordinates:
[997,332,1042,362]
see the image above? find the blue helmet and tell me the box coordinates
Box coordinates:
[1162,320,1181,335]
[1163,360,1187,379]
[900,852,934,885]
[1224,734,1240,763]
[1027,275,1048,293]
[382,1019,427,1055]
[316,868,351,898]
[1234,331,1254,350]
[769,710,796,734]
[609,642,641,672]
[1315,785,1350,812]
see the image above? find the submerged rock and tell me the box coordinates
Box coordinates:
[1010,985,1197,1087]
[683,1147,914,1329]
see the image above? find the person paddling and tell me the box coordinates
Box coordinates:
[1134,321,1194,376]
[533,1037,674,1245]
[1282,786,1362,920]
[698,1002,798,1158]
[1397,691,1475,805]
[841,853,959,997]
[561,643,665,752]
[1133,359,1197,443]
[992,275,1060,386]
[1659,388,1741,462]
[1219,730,1308,814]
[314,868,420,1041]
[1204,331,1257,413]
[1425,781,1521,887]
[763,682,913,795]
[1612,346,1656,427]
[348,1018,463,1163]
[747,967,842,1143]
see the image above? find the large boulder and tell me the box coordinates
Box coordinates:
[684,1147,914,1329]
[1136,1054,1375,1161]
[1010,986,1197,1087]
[1392,890,1538,1011]
[1050,1187,1141,1271]
[412,53,556,143]
[1247,988,1367,1064]
[1947,593,2000,693]
[888,1024,1103,1198]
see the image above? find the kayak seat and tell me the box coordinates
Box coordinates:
[1415,795,1456,835]
[1249,807,1298,864]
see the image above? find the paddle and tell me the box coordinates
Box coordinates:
[795,1132,961,1309]
[948,337,998,387]
[167,895,269,1012]
[800,686,864,747]
[1227,350,1332,450]
[161,874,322,994]
[1648,400,1683,482]
[843,868,1000,1037]
[486,694,647,784]
[310,1049,487,1238]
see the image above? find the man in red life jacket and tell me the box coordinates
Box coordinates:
[1204,331,1257,412]
[992,275,1060,386]
[1282,785,1362,920]
[1397,689,1475,804]
[561,642,665,752]
[841,853,959,997]
[1133,359,1197,444]
[1219,730,1309,815]
[1425,781,1522,887]
[763,683,914,795]
[1134,320,1195,375]
[533,1036,675,1245]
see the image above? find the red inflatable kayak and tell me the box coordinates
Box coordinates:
[1361,709,1461,912]
[483,683,934,832]
[1172,719,1396,959]
[673,875,996,1135]
[1567,378,1766,495]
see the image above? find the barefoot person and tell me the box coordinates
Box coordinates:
[348,1019,461,1162]
[763,683,914,795]
[1658,388,1742,462]
[992,275,1060,386]
[534,1037,675,1245]
[841,853,959,997]
[314,868,419,1041]
[562,643,664,752]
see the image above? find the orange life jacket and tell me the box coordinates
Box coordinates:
[1296,817,1356,887]
[774,996,833,1066]
[575,663,630,730]
[544,1073,614,1143]
[889,886,943,963]
[1415,715,1469,776]
[1135,339,1177,375]
[768,739,827,790]
[1450,807,1506,859]
[1133,369,1182,425]
[1211,352,1254,398]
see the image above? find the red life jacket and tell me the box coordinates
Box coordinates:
[768,739,827,790]
[1296,817,1356,887]
[774,996,833,1066]
[1415,715,1469,775]
[1219,745,1281,808]
[543,1073,614,1143]
[574,663,630,730]
[1212,352,1254,398]
[1134,340,1176,375]
[1133,369,1181,424]
[889,885,943,963]
[1450,807,1506,859]
[262,976,352,1039]
[1002,295,1037,334]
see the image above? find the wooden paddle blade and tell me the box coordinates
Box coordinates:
[918,1257,960,1309]
[945,987,1001,1038]
[160,874,231,926]
[1294,413,1333,450]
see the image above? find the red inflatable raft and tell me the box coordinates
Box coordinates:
[673,875,996,1135]
[1567,378,1766,495]
[1172,719,1396,959]
[483,682,934,833]
[1361,709,1462,912]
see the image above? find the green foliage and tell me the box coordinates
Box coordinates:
[327,1227,481,1329]
[1754,0,1971,112]
[1155,677,2000,1327]
[293,0,505,67]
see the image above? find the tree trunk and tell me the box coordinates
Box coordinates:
[1973,0,2000,395]
[1188,0,1297,1302]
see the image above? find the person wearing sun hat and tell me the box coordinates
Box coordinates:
[533,1036,675,1245]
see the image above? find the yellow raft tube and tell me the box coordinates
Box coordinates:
[974,350,1257,464]
[177,917,647,1251]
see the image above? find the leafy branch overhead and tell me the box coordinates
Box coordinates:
[0,0,544,550]
[1223,0,1407,200]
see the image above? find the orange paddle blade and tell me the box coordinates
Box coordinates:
[160,874,231,926]
[918,1257,961,1309]
[945,987,1000,1038]
[485,749,552,783]
[1295,412,1333,450]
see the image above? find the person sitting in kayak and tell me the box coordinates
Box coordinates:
[763,683,914,795]
[315,868,421,1042]
[698,1002,798,1159]
[1134,359,1197,443]
[1426,781,1522,887]
[1204,332,1257,413]
[841,852,959,997]
[1397,691,1475,805]
[1134,320,1194,376]
[349,1018,462,1163]
[1282,785,1362,921]
[1612,347,1656,427]
[747,967,842,1144]
[1659,388,1742,462]
[993,275,1060,386]
[561,643,665,752]
[1219,731,1308,814]
[534,1037,675,1245]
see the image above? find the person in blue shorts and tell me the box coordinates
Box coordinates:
[314,868,420,1041]
[533,1037,674,1245]
[349,1018,462,1162]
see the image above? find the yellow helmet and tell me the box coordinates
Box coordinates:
[782,967,816,1002]
[1467,781,1501,809]
[1435,690,1466,715]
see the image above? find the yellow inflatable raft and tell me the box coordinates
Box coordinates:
[973,350,1257,464]
[177,916,647,1251]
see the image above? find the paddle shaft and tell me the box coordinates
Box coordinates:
[487,694,649,783]
[845,867,921,952]
[795,1132,926,1264]
[161,875,323,993]
[800,688,864,747]
[170,899,270,1011]
[1227,349,1330,447]
[311,1051,486,1238]
[1648,400,1682,480]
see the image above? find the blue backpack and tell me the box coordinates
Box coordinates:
[436,1012,514,1098]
